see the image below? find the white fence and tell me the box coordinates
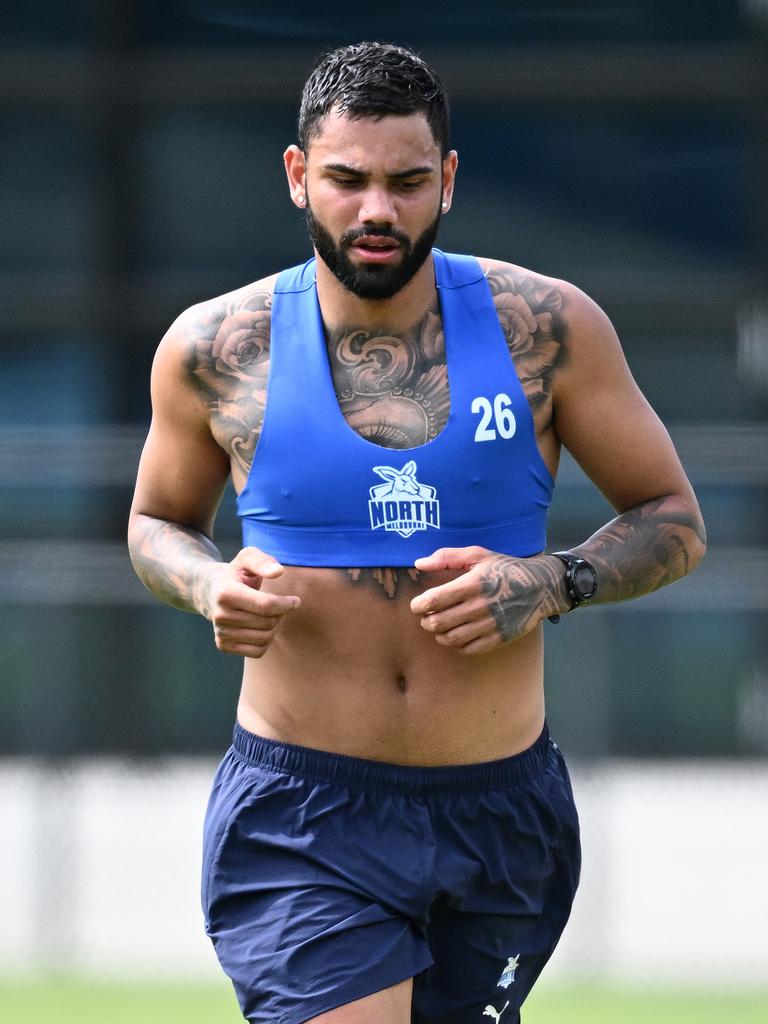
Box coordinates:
[2,759,767,987]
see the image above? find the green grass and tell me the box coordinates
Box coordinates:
[525,986,768,1023]
[1,980,767,1023]
[0,980,244,1024]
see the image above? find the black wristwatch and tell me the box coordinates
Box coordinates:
[547,551,599,623]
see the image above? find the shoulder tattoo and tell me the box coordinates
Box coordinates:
[185,289,273,475]
[486,267,568,429]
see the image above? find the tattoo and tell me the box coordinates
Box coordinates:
[479,554,562,640]
[486,267,567,433]
[327,304,449,448]
[578,496,706,604]
[181,267,568,601]
[186,289,273,476]
[344,566,421,599]
[129,516,220,616]
[328,272,566,599]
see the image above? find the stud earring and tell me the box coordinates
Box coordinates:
[296,193,305,207]
[442,201,448,211]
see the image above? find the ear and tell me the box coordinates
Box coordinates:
[403,460,417,476]
[441,150,458,213]
[373,466,398,482]
[283,145,307,208]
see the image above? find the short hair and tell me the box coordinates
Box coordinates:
[298,42,450,156]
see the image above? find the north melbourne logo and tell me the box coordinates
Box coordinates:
[497,955,520,989]
[368,461,440,539]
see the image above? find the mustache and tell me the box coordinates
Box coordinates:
[340,225,411,248]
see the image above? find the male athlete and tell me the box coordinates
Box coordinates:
[128,42,705,1024]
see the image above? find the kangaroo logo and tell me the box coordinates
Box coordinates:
[368,460,440,538]
[497,954,520,989]
[483,1003,509,1023]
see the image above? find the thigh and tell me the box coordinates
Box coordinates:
[203,750,432,1023]
[305,978,413,1024]
[413,744,581,1023]
[412,898,565,1024]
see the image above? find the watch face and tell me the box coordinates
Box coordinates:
[573,562,598,599]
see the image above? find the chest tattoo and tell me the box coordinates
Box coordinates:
[327,307,448,448]
[186,268,567,598]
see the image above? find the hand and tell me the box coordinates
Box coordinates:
[410,546,555,655]
[201,547,301,659]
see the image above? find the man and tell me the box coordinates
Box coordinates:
[128,42,705,1024]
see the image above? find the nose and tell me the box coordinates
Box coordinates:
[358,186,397,225]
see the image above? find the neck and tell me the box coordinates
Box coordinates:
[314,251,438,334]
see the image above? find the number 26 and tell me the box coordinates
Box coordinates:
[471,393,517,442]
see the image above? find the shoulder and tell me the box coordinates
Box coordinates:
[475,256,618,349]
[151,271,280,396]
[162,271,280,357]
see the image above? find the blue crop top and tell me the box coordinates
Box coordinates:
[236,249,554,567]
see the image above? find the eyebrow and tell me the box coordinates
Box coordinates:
[321,163,435,179]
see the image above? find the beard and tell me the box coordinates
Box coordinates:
[305,198,442,300]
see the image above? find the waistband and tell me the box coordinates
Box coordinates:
[231,721,553,795]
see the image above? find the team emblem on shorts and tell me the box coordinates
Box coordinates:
[497,954,520,988]
[368,461,440,538]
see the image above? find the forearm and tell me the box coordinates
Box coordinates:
[569,493,706,607]
[502,494,707,626]
[128,513,224,616]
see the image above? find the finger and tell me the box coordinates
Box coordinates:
[215,638,275,659]
[457,633,502,656]
[414,546,491,573]
[213,623,279,658]
[218,584,301,617]
[233,547,285,582]
[419,595,490,634]
[214,624,277,647]
[213,609,281,631]
[410,574,482,616]
[432,617,495,649]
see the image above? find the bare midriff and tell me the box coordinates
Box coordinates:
[236,565,545,767]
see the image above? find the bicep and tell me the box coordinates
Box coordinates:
[553,289,695,514]
[130,329,231,536]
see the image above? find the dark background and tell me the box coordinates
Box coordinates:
[1,1,766,759]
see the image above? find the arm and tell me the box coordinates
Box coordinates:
[411,283,706,653]
[128,313,300,657]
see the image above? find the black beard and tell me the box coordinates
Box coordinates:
[305,201,441,300]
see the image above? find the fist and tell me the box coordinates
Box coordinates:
[203,547,301,659]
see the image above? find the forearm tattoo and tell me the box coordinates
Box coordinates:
[129,516,221,616]
[473,495,704,637]
[576,495,707,604]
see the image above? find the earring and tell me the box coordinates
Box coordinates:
[442,201,448,211]
[296,193,305,207]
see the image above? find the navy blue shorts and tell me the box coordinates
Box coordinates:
[202,723,580,1024]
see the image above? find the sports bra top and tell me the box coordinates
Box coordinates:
[236,249,554,567]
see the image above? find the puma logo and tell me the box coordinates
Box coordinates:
[483,1002,510,1022]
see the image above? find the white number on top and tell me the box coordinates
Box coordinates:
[471,394,517,442]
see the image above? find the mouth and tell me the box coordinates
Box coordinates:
[348,235,402,264]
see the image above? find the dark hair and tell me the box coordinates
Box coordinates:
[298,42,450,156]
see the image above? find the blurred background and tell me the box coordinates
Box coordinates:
[1,0,767,1019]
